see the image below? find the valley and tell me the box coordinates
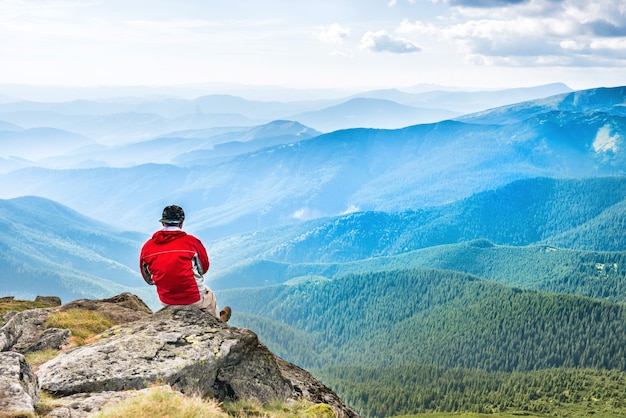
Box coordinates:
[0,84,625,417]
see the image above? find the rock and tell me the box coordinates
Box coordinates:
[0,352,39,415]
[37,305,359,417]
[25,327,72,353]
[0,310,24,352]
[38,306,290,399]
[60,292,152,324]
[35,296,63,306]
[9,308,62,353]
[1,293,152,354]
[0,296,15,303]
[275,356,357,418]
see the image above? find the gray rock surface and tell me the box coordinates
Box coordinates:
[0,292,152,354]
[37,305,359,417]
[0,351,40,414]
[35,296,63,306]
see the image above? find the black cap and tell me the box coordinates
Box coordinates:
[159,205,185,224]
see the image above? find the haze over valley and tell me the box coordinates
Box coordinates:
[1,82,626,417]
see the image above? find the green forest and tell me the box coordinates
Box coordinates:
[221,267,626,417]
[316,365,626,417]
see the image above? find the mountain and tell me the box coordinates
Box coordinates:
[356,82,573,114]
[206,176,626,271]
[0,86,623,236]
[209,240,626,302]
[458,85,626,125]
[220,268,626,374]
[0,127,95,161]
[40,120,320,168]
[0,120,22,131]
[0,84,575,145]
[172,120,321,166]
[0,196,153,305]
[3,177,624,308]
[287,97,460,132]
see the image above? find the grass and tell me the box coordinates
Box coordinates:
[24,349,60,367]
[92,386,228,418]
[88,386,337,418]
[221,399,336,417]
[43,308,114,346]
[0,300,57,325]
[390,412,626,418]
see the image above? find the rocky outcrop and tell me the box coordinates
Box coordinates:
[0,352,39,415]
[0,292,152,354]
[37,304,359,417]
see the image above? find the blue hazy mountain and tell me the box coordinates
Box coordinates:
[0,84,570,143]
[0,196,156,305]
[457,85,626,125]
[0,126,95,161]
[39,120,320,168]
[287,97,460,132]
[206,176,626,271]
[352,82,572,114]
[0,86,623,236]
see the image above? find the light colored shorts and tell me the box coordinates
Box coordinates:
[162,286,219,318]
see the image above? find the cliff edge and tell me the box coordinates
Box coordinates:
[0,293,359,417]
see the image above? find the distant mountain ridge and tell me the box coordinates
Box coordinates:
[207,176,626,271]
[0,83,573,143]
[458,85,626,125]
[0,86,623,236]
[210,240,626,303]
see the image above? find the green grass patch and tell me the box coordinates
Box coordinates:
[44,308,114,345]
[24,349,60,367]
[0,300,56,324]
[221,399,336,417]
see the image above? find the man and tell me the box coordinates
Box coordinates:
[140,205,231,322]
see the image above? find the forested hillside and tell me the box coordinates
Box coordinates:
[0,196,152,304]
[222,268,626,416]
[209,176,626,269]
[211,242,626,302]
[222,268,626,371]
[318,366,626,417]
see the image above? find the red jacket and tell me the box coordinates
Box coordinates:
[139,228,210,305]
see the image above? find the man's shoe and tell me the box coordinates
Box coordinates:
[220,306,232,322]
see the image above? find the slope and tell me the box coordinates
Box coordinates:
[458,85,626,125]
[0,196,153,305]
[209,241,626,302]
[208,176,626,269]
[221,268,626,373]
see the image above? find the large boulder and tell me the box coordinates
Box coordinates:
[0,293,152,354]
[0,351,39,415]
[37,305,359,417]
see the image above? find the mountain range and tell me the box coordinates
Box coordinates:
[0,86,623,238]
[2,82,626,417]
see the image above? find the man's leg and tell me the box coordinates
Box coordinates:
[193,286,218,317]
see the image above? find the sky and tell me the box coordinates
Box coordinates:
[0,0,625,97]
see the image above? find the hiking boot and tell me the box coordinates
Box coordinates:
[220,306,232,322]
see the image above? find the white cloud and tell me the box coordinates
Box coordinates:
[316,23,350,43]
[0,0,623,90]
[399,0,626,67]
[359,30,421,53]
[292,207,324,221]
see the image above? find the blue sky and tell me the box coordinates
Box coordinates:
[0,0,624,94]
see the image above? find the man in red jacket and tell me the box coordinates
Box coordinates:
[140,205,231,322]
